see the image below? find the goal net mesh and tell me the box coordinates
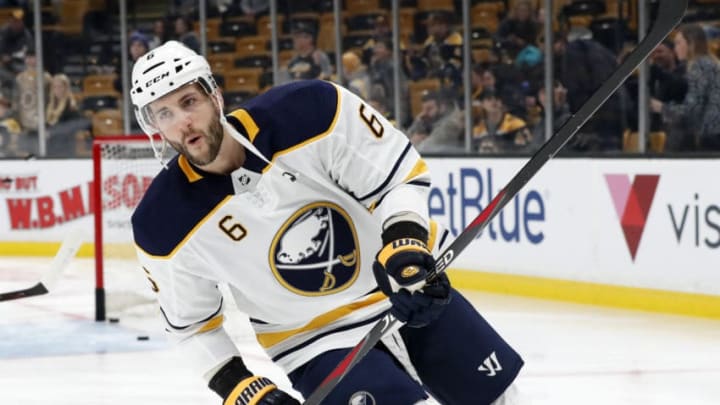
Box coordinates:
[92,135,173,320]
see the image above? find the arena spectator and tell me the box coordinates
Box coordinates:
[407,89,464,153]
[624,40,688,151]
[554,27,627,151]
[651,24,720,151]
[528,82,571,152]
[0,9,32,94]
[361,15,410,72]
[410,12,462,81]
[471,64,485,101]
[281,22,332,82]
[46,74,80,127]
[649,40,689,151]
[648,41,688,112]
[174,15,200,54]
[12,50,51,134]
[482,64,529,120]
[362,15,392,65]
[495,0,540,60]
[368,37,409,126]
[473,89,532,154]
[129,31,150,63]
[0,91,21,157]
[472,64,497,101]
[46,74,88,157]
[115,32,150,98]
[239,0,269,18]
[368,95,395,126]
[147,19,170,50]
[342,51,371,100]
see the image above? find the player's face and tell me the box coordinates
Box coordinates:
[149,84,224,167]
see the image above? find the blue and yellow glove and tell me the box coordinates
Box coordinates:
[372,222,451,328]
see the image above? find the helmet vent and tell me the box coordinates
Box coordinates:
[142,61,164,74]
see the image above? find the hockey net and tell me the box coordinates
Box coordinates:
[92,135,172,321]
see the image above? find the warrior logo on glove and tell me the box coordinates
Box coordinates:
[373,233,451,328]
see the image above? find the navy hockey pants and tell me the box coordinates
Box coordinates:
[288,288,524,404]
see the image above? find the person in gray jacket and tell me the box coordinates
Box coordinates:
[651,24,720,151]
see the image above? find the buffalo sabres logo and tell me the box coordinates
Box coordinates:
[269,202,360,296]
[349,391,376,405]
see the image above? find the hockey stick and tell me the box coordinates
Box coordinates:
[0,229,83,302]
[303,1,687,403]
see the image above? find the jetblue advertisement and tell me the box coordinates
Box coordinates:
[1,158,718,296]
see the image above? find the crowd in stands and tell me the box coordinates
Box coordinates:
[1,0,720,158]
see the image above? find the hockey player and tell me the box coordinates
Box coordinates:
[130,41,523,404]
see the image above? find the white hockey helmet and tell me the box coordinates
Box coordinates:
[130,40,218,136]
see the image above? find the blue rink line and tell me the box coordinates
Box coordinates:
[0,319,168,359]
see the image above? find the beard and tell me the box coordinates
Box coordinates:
[167,113,224,167]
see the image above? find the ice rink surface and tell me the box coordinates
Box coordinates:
[1,256,719,405]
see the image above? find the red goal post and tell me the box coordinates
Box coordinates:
[91,134,166,321]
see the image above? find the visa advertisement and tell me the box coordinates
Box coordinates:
[1,158,718,296]
[425,158,718,296]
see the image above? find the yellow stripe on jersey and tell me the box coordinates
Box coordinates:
[262,84,343,172]
[135,195,234,259]
[402,159,429,182]
[178,155,203,183]
[367,200,377,213]
[256,292,386,348]
[229,109,260,142]
[198,315,225,333]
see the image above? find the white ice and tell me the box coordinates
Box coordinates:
[1,256,718,405]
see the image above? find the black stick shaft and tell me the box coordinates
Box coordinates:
[304,2,687,403]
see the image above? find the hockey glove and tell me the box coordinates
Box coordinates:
[209,357,300,405]
[373,230,451,328]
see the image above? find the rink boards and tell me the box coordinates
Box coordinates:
[0,157,718,318]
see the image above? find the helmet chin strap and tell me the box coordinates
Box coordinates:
[149,134,169,170]
[221,116,273,167]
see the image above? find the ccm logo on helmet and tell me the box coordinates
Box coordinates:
[146,71,170,88]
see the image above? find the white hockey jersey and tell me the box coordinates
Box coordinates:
[132,80,443,376]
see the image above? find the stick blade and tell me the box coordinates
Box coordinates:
[0,228,83,303]
[0,282,48,302]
